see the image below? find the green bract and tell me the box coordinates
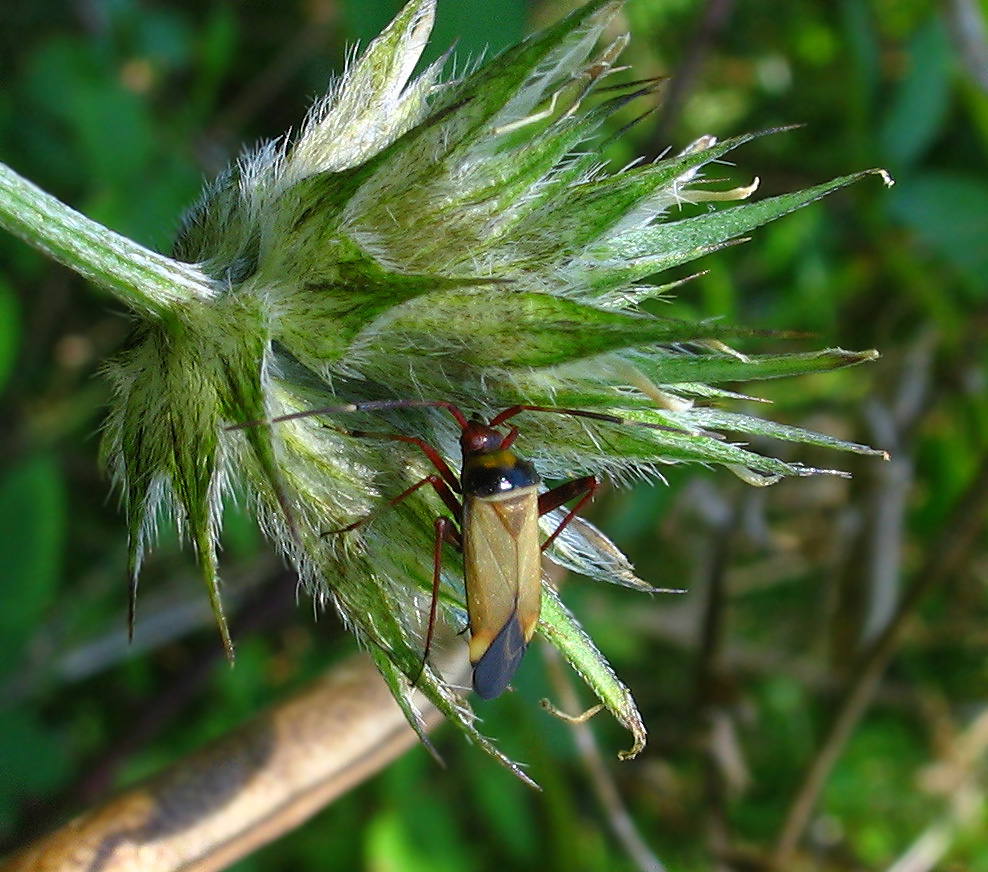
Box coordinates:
[0,0,891,784]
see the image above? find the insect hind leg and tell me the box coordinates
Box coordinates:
[412,516,461,688]
[537,475,600,552]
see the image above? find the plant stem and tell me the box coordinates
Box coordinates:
[0,161,213,319]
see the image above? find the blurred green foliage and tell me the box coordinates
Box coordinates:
[1,0,987,870]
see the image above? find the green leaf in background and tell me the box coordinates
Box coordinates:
[18,27,202,249]
[888,170,988,295]
[22,39,150,188]
[0,710,69,842]
[0,278,19,392]
[364,808,467,872]
[187,5,238,122]
[344,0,526,63]
[878,14,951,172]
[0,453,67,671]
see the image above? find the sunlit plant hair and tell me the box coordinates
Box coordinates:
[0,0,890,782]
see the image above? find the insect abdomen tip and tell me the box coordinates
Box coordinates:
[472,613,528,700]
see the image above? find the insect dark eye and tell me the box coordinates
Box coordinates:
[462,425,503,454]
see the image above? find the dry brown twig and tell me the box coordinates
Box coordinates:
[1,641,468,872]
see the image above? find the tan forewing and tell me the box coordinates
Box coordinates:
[461,484,542,666]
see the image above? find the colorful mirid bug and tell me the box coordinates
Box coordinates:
[237,399,666,699]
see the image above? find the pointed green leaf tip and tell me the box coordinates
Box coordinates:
[0,0,893,785]
[587,167,894,289]
[540,587,647,759]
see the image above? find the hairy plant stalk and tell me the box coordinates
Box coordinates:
[0,0,890,780]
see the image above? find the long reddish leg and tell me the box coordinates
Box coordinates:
[490,403,683,435]
[537,475,600,552]
[343,429,461,491]
[320,466,465,689]
[413,516,461,685]
[325,473,461,534]
[239,398,472,434]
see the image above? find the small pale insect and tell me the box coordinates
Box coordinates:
[235,399,669,699]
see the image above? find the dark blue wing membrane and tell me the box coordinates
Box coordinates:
[472,608,528,699]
